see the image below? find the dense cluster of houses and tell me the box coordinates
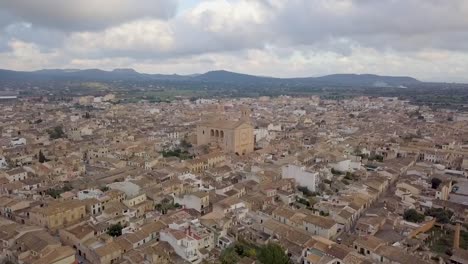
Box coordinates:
[0,95,467,264]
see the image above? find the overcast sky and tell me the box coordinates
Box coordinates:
[1,0,468,82]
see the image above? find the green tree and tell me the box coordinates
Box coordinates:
[257,243,289,264]
[48,126,65,139]
[297,186,314,197]
[425,208,453,224]
[107,223,123,237]
[403,209,425,223]
[220,246,240,264]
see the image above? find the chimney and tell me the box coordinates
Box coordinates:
[453,223,461,250]
[188,225,192,237]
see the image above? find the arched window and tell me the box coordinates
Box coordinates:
[220,130,224,138]
[215,130,219,137]
[210,129,214,136]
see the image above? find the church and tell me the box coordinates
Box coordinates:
[196,106,254,155]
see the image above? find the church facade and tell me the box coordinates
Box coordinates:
[196,108,254,155]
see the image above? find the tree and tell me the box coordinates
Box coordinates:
[257,243,289,264]
[403,209,425,223]
[107,223,123,237]
[62,183,73,192]
[38,150,48,163]
[220,246,240,264]
[297,186,314,197]
[180,138,192,148]
[431,178,442,189]
[425,208,453,224]
[308,197,318,207]
[48,126,65,139]
[331,168,341,175]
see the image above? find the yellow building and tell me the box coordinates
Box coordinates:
[185,152,226,173]
[29,200,87,229]
[196,107,254,155]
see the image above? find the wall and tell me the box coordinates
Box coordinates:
[281,165,317,192]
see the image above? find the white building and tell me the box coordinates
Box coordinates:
[281,164,318,192]
[103,94,116,102]
[0,156,8,169]
[213,197,248,218]
[10,137,26,146]
[267,123,282,131]
[330,159,362,173]
[77,189,105,200]
[160,228,202,264]
[254,128,269,142]
[174,191,209,214]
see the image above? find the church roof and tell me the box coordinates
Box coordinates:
[198,119,251,129]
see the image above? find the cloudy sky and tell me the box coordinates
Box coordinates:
[1,0,468,82]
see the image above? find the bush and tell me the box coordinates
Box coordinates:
[425,208,453,224]
[107,223,123,237]
[331,168,341,175]
[48,126,65,139]
[257,243,290,264]
[297,186,315,197]
[403,209,425,223]
[296,197,310,207]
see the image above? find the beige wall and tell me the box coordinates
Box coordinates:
[30,205,86,229]
[196,123,254,155]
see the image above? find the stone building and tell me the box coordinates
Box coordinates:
[196,107,254,155]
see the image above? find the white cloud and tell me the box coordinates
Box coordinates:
[0,39,63,70]
[67,20,175,56]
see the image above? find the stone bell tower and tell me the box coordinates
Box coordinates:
[240,106,252,122]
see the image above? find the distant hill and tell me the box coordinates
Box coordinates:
[311,74,419,86]
[0,68,421,87]
[194,70,420,87]
[194,70,276,83]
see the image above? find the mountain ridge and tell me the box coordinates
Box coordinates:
[0,68,422,87]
